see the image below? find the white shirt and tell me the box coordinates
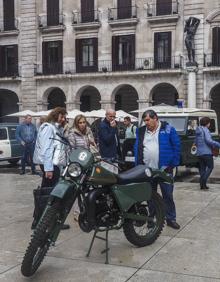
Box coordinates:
[125,124,136,139]
[143,122,161,169]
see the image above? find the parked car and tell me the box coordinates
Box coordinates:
[0,123,23,165]
[123,107,220,174]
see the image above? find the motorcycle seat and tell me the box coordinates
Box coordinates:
[117,165,149,185]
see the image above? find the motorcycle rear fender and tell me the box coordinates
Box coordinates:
[50,179,76,199]
[112,182,152,212]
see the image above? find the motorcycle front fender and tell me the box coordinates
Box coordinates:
[50,179,76,199]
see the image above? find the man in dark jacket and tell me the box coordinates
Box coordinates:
[134,109,181,229]
[16,114,37,175]
[98,109,121,159]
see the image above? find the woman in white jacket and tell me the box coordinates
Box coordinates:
[34,107,67,187]
[32,107,70,229]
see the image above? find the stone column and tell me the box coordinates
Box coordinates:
[137,99,151,110]
[100,99,116,110]
[137,99,151,121]
[20,0,37,111]
[36,101,49,111]
[186,65,198,108]
[65,101,80,111]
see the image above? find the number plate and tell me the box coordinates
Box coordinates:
[125,156,135,162]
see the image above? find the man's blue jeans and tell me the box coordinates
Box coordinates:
[151,178,176,221]
[21,143,35,173]
[198,155,214,187]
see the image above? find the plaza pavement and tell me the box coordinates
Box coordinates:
[0,162,220,282]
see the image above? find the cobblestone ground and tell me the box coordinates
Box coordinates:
[0,162,220,281]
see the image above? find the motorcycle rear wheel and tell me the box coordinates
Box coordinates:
[123,191,165,247]
[21,202,60,277]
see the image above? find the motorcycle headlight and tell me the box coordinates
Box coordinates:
[145,168,152,177]
[68,163,82,178]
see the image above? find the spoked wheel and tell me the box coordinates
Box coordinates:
[123,192,165,247]
[21,202,60,277]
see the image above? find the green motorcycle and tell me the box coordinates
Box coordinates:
[21,145,173,277]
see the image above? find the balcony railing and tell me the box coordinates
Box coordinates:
[204,53,220,67]
[72,10,100,24]
[38,14,64,28]
[147,1,178,17]
[0,65,19,78]
[108,6,137,21]
[35,56,183,76]
[0,18,18,32]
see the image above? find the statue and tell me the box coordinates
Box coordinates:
[184,17,200,65]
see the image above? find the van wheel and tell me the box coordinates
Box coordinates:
[8,159,20,165]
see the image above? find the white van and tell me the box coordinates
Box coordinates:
[123,107,220,170]
[0,123,23,164]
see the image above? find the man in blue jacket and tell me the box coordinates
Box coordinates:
[98,109,121,160]
[16,114,37,175]
[135,109,181,229]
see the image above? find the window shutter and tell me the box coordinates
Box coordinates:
[76,39,82,72]
[42,42,48,74]
[57,41,63,74]
[156,0,172,16]
[130,34,135,69]
[13,45,18,75]
[167,32,172,67]
[212,27,220,66]
[93,38,98,71]
[81,0,94,22]
[47,0,59,26]
[117,0,131,19]
[3,0,15,30]
[112,36,119,71]
[154,32,159,67]
[0,46,3,76]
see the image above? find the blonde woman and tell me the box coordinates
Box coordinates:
[66,114,98,154]
[65,114,98,220]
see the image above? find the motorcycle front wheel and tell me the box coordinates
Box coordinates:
[123,191,165,247]
[21,202,60,277]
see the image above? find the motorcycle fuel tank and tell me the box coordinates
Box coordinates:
[88,162,118,185]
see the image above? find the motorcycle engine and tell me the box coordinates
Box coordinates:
[95,193,119,228]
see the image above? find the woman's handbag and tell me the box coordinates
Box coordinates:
[212,147,219,157]
[32,186,54,229]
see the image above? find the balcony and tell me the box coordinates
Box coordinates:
[72,10,101,31]
[35,56,183,77]
[0,64,20,79]
[108,6,138,28]
[204,53,220,72]
[38,14,65,33]
[147,1,179,24]
[0,19,19,36]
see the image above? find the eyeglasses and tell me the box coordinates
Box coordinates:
[108,115,116,118]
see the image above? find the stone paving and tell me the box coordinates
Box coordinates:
[0,168,220,281]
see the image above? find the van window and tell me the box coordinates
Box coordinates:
[209,119,216,133]
[0,128,8,140]
[8,127,17,140]
[158,117,186,133]
[187,118,199,136]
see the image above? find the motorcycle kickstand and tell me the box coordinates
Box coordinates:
[86,229,110,264]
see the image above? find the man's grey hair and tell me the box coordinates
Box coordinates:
[142,110,158,120]
[106,109,116,115]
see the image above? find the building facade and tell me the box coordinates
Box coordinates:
[0,0,220,124]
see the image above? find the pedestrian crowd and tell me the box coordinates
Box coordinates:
[15,107,220,231]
